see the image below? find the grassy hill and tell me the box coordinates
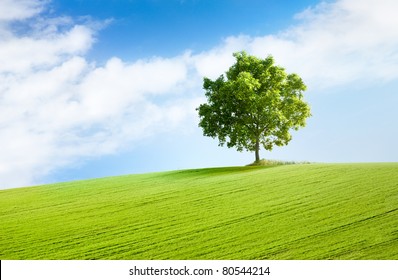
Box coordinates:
[1,163,397,260]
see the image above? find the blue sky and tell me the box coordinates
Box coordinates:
[51,0,319,60]
[0,0,397,189]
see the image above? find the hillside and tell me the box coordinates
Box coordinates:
[1,163,397,259]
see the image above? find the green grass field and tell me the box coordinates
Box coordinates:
[1,163,397,260]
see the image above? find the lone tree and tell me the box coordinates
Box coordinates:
[197,51,311,162]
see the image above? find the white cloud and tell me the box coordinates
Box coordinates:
[0,0,46,22]
[265,0,398,87]
[0,1,200,189]
[79,55,189,121]
[194,0,398,88]
[0,24,94,74]
[0,49,199,188]
[192,36,251,80]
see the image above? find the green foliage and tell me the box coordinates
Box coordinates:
[197,51,311,160]
[1,163,398,259]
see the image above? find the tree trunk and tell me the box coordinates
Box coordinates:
[255,138,260,162]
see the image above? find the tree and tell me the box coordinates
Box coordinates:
[196,51,311,162]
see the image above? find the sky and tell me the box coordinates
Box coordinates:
[0,0,397,189]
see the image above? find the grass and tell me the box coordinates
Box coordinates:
[0,163,397,259]
[246,158,311,166]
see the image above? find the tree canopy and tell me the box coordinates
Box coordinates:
[197,51,311,162]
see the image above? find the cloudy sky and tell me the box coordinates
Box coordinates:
[1,0,397,189]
